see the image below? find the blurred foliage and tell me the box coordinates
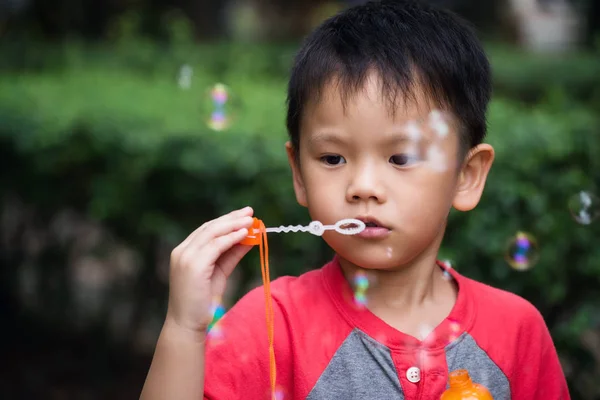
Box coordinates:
[1,39,600,398]
[2,0,599,46]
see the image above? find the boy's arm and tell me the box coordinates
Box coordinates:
[140,285,286,400]
[203,286,281,399]
[140,288,275,400]
[140,321,207,400]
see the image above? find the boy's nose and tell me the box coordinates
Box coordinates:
[346,166,387,204]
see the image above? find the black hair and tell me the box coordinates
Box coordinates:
[286,0,492,156]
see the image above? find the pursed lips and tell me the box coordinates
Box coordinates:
[355,216,390,230]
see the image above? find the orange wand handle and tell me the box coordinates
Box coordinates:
[240,217,265,246]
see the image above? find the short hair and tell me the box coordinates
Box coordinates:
[286,0,492,157]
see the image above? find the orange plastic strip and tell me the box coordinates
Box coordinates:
[254,219,276,398]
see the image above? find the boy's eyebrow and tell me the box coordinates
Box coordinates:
[382,132,413,144]
[306,132,346,147]
[307,131,415,146]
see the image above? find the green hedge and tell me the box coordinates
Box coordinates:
[2,40,600,104]
[1,43,599,398]
[488,45,600,104]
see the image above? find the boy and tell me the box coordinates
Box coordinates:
[140,1,570,399]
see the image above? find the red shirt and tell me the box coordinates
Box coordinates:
[204,257,570,399]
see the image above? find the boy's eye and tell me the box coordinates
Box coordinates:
[321,155,346,165]
[389,154,418,166]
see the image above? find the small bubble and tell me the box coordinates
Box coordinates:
[205,83,237,131]
[353,270,370,308]
[450,323,461,333]
[267,385,287,400]
[505,232,539,271]
[418,324,434,340]
[206,320,224,344]
[417,346,437,369]
[440,259,453,281]
[568,190,600,225]
[404,120,422,142]
[355,277,369,291]
[426,144,447,172]
[386,247,393,258]
[177,64,193,90]
[208,299,226,332]
[354,291,367,304]
[275,386,287,400]
[428,109,450,138]
[448,318,462,342]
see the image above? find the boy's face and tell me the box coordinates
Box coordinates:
[286,73,494,270]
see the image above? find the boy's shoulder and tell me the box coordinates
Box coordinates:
[461,273,546,323]
[457,272,551,346]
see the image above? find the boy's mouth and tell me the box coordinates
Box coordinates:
[354,216,391,239]
[356,216,389,230]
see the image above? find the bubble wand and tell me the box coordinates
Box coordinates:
[238,217,365,399]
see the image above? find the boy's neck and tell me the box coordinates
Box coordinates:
[338,249,457,337]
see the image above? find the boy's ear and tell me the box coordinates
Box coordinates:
[285,141,308,207]
[453,144,495,212]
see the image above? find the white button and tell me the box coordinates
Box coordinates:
[406,366,421,383]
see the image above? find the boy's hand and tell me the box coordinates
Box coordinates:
[165,206,255,335]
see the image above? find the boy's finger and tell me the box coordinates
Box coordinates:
[210,243,254,297]
[180,207,253,249]
[193,215,254,248]
[198,228,250,269]
[214,243,254,281]
[203,207,254,232]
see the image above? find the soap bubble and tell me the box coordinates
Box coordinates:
[425,109,452,172]
[448,318,462,342]
[404,120,422,142]
[353,270,370,308]
[568,190,600,225]
[440,259,453,281]
[386,247,393,258]
[208,300,226,331]
[426,144,447,172]
[428,109,450,138]
[505,232,539,271]
[207,320,222,335]
[274,385,287,400]
[206,320,224,344]
[266,385,287,400]
[205,83,237,131]
[206,300,226,344]
[399,110,453,172]
[177,64,193,90]
[418,324,434,340]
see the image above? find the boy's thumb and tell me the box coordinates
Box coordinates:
[217,243,255,279]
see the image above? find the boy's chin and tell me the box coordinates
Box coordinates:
[337,251,409,271]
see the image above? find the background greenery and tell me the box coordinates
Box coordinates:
[1,9,600,400]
